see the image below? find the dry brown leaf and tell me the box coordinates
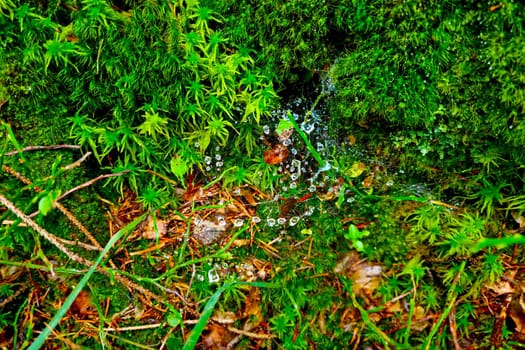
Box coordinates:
[410,305,430,331]
[488,280,515,296]
[350,264,382,298]
[71,290,94,316]
[512,211,525,229]
[335,252,383,299]
[192,216,228,245]
[243,287,262,323]
[264,143,289,165]
[142,215,168,240]
[486,271,516,296]
[509,293,525,334]
[201,323,232,350]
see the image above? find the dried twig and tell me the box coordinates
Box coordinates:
[448,304,460,350]
[0,194,94,266]
[49,151,92,175]
[0,194,167,304]
[0,284,28,309]
[489,293,513,348]
[4,144,81,156]
[2,164,104,252]
[55,170,130,203]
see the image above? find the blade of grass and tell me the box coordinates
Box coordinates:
[423,261,466,350]
[27,211,149,350]
[182,281,278,350]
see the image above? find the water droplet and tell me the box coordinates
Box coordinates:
[263,125,270,134]
[291,148,298,155]
[208,269,220,283]
[291,173,299,181]
[215,154,222,161]
[267,218,276,227]
[386,180,394,187]
[301,122,315,134]
[252,216,261,224]
[290,182,297,189]
[205,166,212,171]
[283,139,292,146]
[194,142,200,148]
[197,274,204,281]
[277,217,287,225]
[347,197,355,203]
[309,185,316,192]
[216,161,223,167]
[234,218,244,227]
[316,142,324,151]
[305,207,315,216]
[204,156,212,164]
[289,216,300,226]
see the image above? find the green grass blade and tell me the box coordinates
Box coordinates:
[182,281,278,350]
[27,211,149,350]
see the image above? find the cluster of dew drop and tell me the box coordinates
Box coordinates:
[200,145,225,173]
[255,94,340,230]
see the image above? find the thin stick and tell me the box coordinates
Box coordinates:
[0,194,166,304]
[56,151,91,173]
[226,326,274,339]
[0,194,93,267]
[2,164,104,252]
[448,305,460,350]
[55,170,130,203]
[4,144,81,156]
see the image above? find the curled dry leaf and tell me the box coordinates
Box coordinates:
[201,323,232,350]
[510,293,525,334]
[142,215,168,240]
[264,143,289,165]
[335,252,382,298]
[71,290,94,317]
[192,216,228,245]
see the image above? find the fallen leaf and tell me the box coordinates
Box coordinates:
[243,287,262,322]
[201,323,232,350]
[335,252,383,298]
[410,305,430,331]
[192,216,228,245]
[350,264,383,298]
[71,290,94,316]
[486,271,516,296]
[264,143,289,165]
[346,162,366,178]
[509,293,525,333]
[142,215,168,240]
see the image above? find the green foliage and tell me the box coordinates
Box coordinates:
[344,224,370,252]
[1,0,278,195]
[203,0,352,81]
[468,179,511,217]
[329,0,525,195]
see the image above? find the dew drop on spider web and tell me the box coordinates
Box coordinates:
[208,268,220,283]
[289,216,300,226]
